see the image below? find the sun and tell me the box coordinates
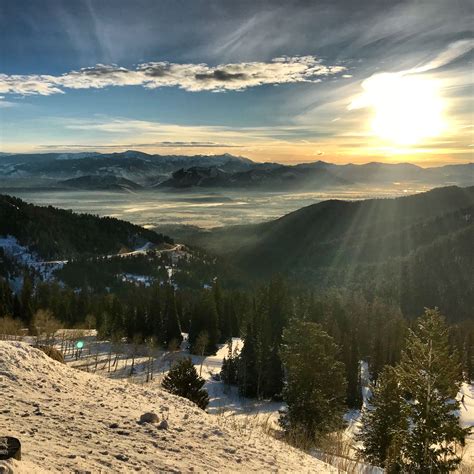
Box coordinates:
[356,73,445,146]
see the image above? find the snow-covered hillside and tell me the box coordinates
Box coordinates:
[0,341,336,473]
[0,235,65,284]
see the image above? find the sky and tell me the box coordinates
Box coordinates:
[0,0,472,165]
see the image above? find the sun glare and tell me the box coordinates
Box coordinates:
[359,73,445,146]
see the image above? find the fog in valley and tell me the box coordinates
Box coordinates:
[7,185,432,231]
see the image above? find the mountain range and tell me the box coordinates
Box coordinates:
[0,151,472,191]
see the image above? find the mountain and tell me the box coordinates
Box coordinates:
[181,186,474,319]
[1,151,472,190]
[0,194,172,260]
[313,161,474,186]
[0,341,335,473]
[159,163,349,190]
[58,175,143,192]
[158,166,231,188]
[0,151,255,187]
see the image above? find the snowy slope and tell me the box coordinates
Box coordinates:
[0,342,337,473]
[0,235,65,282]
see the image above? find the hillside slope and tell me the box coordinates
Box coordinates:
[0,194,172,259]
[0,342,335,473]
[184,186,474,319]
[188,185,474,261]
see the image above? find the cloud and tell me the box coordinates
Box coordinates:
[349,40,474,111]
[0,56,346,96]
[408,39,474,74]
[37,141,241,150]
[0,96,17,108]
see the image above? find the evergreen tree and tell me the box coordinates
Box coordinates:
[147,284,162,340]
[188,292,219,355]
[238,319,259,397]
[395,308,469,472]
[162,286,182,346]
[262,345,285,398]
[345,333,363,409]
[280,320,346,440]
[221,339,238,385]
[20,274,34,324]
[161,357,209,409]
[268,275,289,343]
[357,365,407,471]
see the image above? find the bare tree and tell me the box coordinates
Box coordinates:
[129,334,142,377]
[0,316,22,340]
[194,331,209,376]
[32,309,61,346]
[146,337,156,383]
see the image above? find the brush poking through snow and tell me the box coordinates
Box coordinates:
[0,342,336,473]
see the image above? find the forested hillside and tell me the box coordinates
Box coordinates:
[0,194,172,259]
[182,186,474,319]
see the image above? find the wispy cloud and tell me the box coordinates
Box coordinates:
[349,40,474,111]
[0,96,17,108]
[37,141,242,150]
[0,56,346,96]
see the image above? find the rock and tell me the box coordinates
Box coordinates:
[157,419,168,430]
[139,412,159,424]
[109,423,119,429]
[0,437,21,461]
[115,454,129,462]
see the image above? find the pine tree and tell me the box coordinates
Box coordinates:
[396,308,469,472]
[162,286,182,346]
[188,292,219,355]
[357,365,407,471]
[147,284,162,341]
[221,339,238,385]
[238,319,259,397]
[161,357,209,410]
[346,333,363,409]
[20,274,34,324]
[280,320,346,440]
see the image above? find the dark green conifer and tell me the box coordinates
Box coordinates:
[161,357,209,410]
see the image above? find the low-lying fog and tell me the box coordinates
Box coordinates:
[8,185,431,231]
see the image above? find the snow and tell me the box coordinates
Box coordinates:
[458,383,474,468]
[121,273,154,286]
[344,361,371,445]
[0,235,65,282]
[189,339,284,430]
[0,341,337,473]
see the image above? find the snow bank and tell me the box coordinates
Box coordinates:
[0,341,336,473]
[459,383,474,468]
